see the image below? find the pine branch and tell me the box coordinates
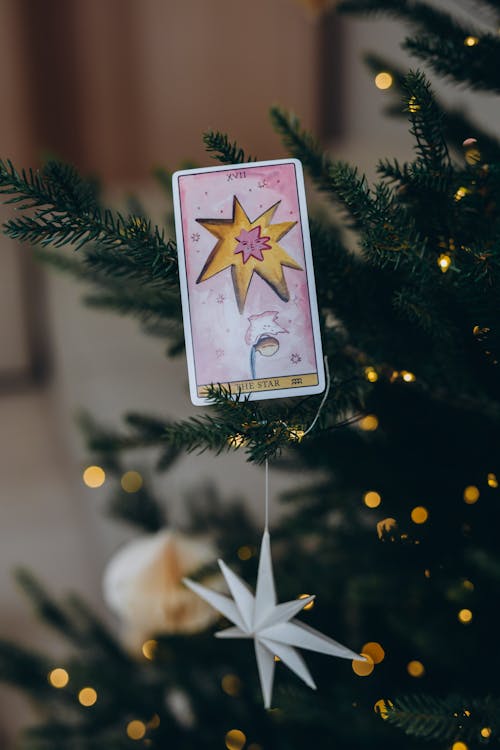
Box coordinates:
[364,53,500,161]
[382,694,500,743]
[339,0,500,93]
[0,159,178,288]
[203,132,256,165]
[402,70,450,170]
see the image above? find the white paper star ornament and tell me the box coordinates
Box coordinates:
[183,529,366,708]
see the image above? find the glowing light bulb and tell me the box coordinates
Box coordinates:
[408,96,420,113]
[438,254,451,272]
[481,727,492,738]
[411,506,429,524]
[352,653,374,676]
[407,660,425,677]
[48,668,69,688]
[452,743,468,750]
[127,721,146,740]
[82,466,105,488]
[463,485,480,504]
[464,35,479,46]
[401,371,416,382]
[364,491,381,508]
[454,187,468,201]
[78,687,98,707]
[364,366,379,382]
[374,72,393,90]
[487,473,498,488]
[121,471,143,493]
[225,729,247,750]
[228,434,246,448]
[458,608,473,624]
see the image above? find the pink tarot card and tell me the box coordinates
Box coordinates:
[172,158,325,406]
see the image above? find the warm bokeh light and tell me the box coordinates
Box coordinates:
[127,720,147,740]
[458,608,473,624]
[362,642,385,664]
[401,370,416,382]
[481,727,492,738]
[463,579,474,591]
[221,674,242,697]
[374,72,393,90]
[465,147,481,164]
[364,491,381,508]
[364,366,379,382]
[225,729,247,750]
[228,433,246,448]
[78,687,98,707]
[424,569,431,578]
[48,668,69,688]
[407,660,425,678]
[298,593,315,610]
[452,743,468,750]
[377,517,398,540]
[82,465,105,488]
[464,35,479,46]
[438,254,451,272]
[238,545,254,561]
[454,186,468,201]
[360,414,379,431]
[142,639,158,661]
[408,95,420,113]
[352,654,374,677]
[121,471,143,493]
[463,485,480,504]
[374,698,393,719]
[289,427,305,442]
[411,506,429,524]
[488,472,499,488]
[148,714,161,729]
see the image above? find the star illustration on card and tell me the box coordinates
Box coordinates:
[196,197,302,313]
[184,529,365,709]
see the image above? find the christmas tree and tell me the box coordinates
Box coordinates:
[1,1,500,748]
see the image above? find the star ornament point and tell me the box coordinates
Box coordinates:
[183,530,365,709]
[196,197,302,313]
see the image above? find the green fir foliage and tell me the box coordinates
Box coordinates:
[1,1,500,748]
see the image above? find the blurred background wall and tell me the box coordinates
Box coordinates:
[1,0,494,745]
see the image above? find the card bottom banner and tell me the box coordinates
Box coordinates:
[197,373,319,398]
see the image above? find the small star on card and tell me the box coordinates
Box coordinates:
[184,529,365,708]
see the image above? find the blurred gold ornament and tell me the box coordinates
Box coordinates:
[103,529,222,652]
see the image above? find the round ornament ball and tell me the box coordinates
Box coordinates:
[103,529,223,652]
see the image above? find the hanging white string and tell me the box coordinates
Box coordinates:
[263,358,330,530]
[264,458,269,532]
[302,356,331,438]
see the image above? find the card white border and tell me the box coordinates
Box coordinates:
[172,158,325,406]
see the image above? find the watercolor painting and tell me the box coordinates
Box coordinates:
[173,159,325,404]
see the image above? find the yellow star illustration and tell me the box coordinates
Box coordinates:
[196,197,302,313]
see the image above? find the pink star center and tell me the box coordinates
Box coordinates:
[234,226,271,263]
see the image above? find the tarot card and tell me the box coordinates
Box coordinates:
[172,158,325,406]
